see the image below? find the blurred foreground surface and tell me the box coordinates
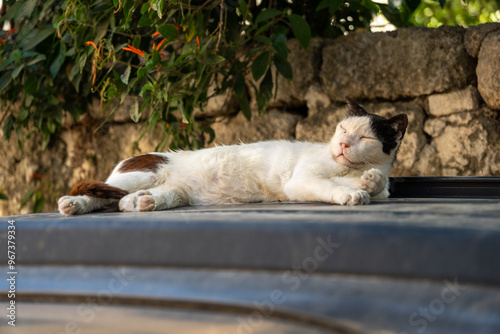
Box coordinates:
[1,196,500,333]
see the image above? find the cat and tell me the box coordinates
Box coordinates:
[58,97,408,216]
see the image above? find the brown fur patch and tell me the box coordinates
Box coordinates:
[117,154,168,173]
[69,181,129,199]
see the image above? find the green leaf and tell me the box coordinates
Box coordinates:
[137,67,148,78]
[23,73,38,94]
[206,54,225,64]
[274,57,293,80]
[362,0,381,14]
[151,0,164,18]
[120,65,131,84]
[271,33,286,43]
[68,63,79,83]
[33,192,45,213]
[1,0,36,22]
[287,14,311,49]
[0,1,23,22]
[0,71,13,94]
[138,14,153,27]
[65,46,76,57]
[19,25,55,51]
[130,99,140,122]
[233,74,251,120]
[140,2,150,14]
[185,15,196,42]
[47,118,57,133]
[27,54,46,66]
[152,49,161,65]
[405,0,421,12]
[17,109,29,122]
[255,36,272,45]
[273,25,289,36]
[0,57,15,71]
[257,69,273,113]
[24,94,34,108]
[317,0,344,12]
[0,193,8,201]
[123,0,135,18]
[20,189,35,210]
[2,115,15,140]
[50,42,66,78]
[42,131,51,150]
[378,3,408,27]
[251,51,270,81]
[255,9,282,24]
[141,83,154,96]
[272,41,289,60]
[159,24,179,41]
[12,64,25,79]
[141,96,151,112]
[238,0,248,17]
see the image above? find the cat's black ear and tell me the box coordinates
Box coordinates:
[389,114,408,140]
[345,96,368,117]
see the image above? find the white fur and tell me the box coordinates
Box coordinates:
[58,116,403,215]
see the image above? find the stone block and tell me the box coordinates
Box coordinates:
[464,22,500,57]
[427,86,480,117]
[272,38,324,106]
[193,83,239,118]
[321,26,475,101]
[211,109,302,145]
[424,118,446,138]
[477,30,500,110]
[432,109,500,176]
[304,85,331,117]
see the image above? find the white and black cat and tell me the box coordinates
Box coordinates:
[58,97,408,215]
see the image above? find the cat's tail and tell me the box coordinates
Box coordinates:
[69,180,129,199]
[59,153,169,216]
[59,180,129,216]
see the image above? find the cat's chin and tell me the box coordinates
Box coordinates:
[336,154,361,167]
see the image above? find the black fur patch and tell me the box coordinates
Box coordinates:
[370,115,400,155]
[345,97,408,155]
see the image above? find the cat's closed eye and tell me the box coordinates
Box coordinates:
[360,135,376,140]
[340,125,347,133]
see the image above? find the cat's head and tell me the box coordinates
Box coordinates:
[331,97,408,171]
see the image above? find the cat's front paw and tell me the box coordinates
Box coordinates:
[58,196,86,216]
[119,191,156,212]
[361,168,386,196]
[337,189,370,206]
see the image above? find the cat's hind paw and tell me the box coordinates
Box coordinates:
[58,196,86,216]
[361,168,386,196]
[119,191,157,212]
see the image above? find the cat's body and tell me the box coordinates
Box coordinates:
[58,98,408,216]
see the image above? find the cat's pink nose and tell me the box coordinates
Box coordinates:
[340,142,349,150]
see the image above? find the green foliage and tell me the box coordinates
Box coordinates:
[411,0,500,27]
[0,0,299,151]
[18,174,47,213]
[1,0,497,159]
[0,0,419,154]
[0,191,8,200]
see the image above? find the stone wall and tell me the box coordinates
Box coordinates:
[1,24,499,215]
